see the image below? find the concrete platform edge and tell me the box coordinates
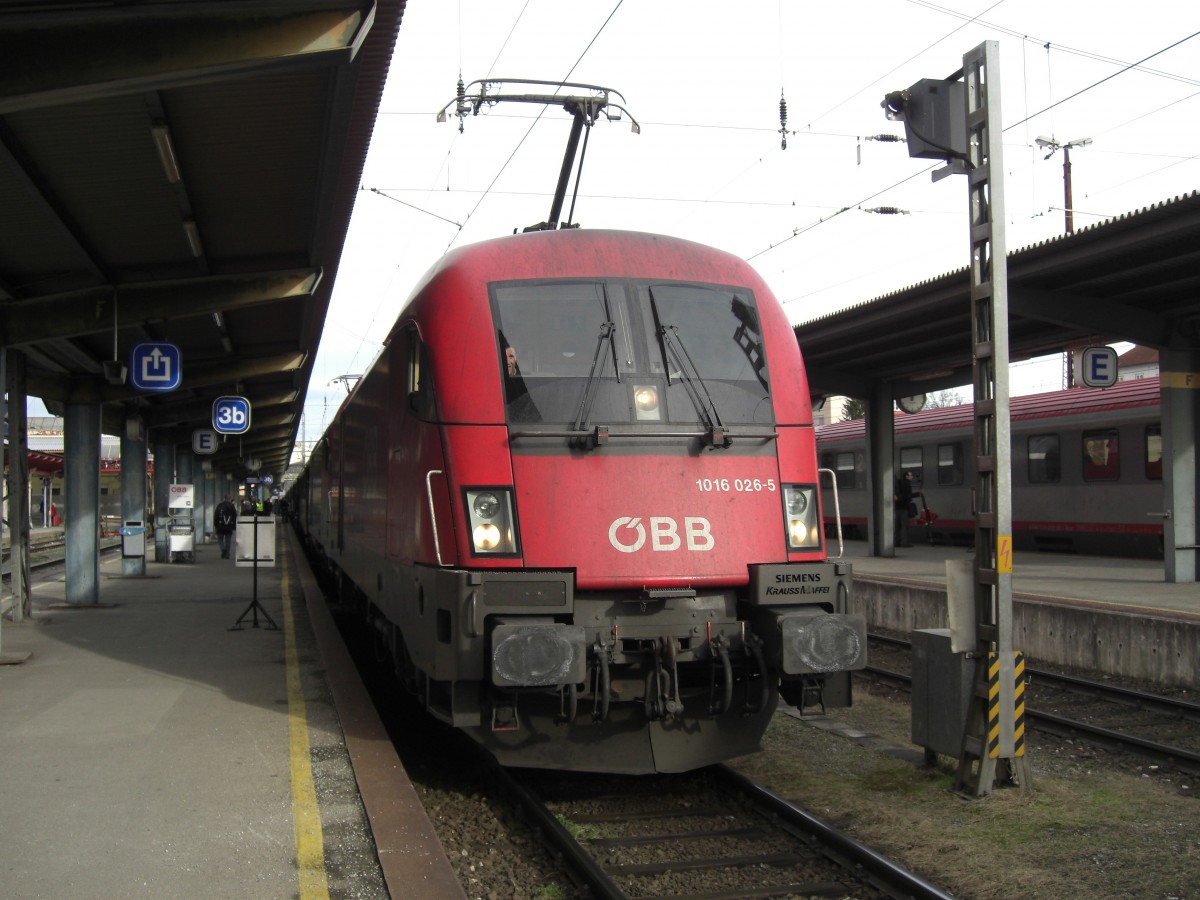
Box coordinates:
[288,532,467,899]
[851,575,1196,687]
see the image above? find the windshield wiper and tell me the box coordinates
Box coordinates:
[649,291,730,447]
[570,320,619,447]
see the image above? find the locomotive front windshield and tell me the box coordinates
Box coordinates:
[492,279,772,427]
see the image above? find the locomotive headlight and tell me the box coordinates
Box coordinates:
[782,484,821,550]
[465,488,519,555]
[633,385,661,421]
[785,490,808,516]
[472,492,500,519]
[473,522,502,551]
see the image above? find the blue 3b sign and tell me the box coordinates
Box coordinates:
[213,396,251,434]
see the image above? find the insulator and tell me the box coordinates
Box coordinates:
[779,92,788,150]
[455,76,467,133]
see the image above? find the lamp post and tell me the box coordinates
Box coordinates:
[1035,136,1092,234]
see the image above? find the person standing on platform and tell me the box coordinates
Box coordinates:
[893,470,921,548]
[214,495,238,559]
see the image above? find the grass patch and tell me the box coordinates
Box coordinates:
[554,813,606,843]
[730,694,1200,900]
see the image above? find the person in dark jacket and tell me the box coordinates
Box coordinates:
[893,470,922,548]
[214,495,238,559]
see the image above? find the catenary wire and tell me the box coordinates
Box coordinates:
[750,29,1200,263]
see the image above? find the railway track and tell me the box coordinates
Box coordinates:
[2,533,121,572]
[492,760,953,900]
[866,632,1200,777]
[2,531,65,561]
[328,594,955,900]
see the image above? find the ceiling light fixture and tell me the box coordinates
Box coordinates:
[151,124,182,184]
[182,220,203,257]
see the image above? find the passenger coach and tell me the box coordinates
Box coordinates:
[817,378,1164,558]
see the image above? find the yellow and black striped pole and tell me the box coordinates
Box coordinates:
[987,651,1026,759]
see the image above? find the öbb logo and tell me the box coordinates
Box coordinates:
[608,517,714,553]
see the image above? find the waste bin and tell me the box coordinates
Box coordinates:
[120,520,147,558]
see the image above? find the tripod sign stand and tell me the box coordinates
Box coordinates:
[231,514,278,631]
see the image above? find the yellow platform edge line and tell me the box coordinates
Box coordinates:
[282,546,331,900]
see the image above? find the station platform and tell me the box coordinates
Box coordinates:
[835,539,1197,687]
[0,528,464,899]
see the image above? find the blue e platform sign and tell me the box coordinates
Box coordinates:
[1079,346,1118,388]
[130,342,182,392]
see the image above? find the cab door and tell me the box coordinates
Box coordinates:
[387,325,455,565]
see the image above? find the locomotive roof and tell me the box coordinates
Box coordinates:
[816,376,1160,441]
[431,228,759,280]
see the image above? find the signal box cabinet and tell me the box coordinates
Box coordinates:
[910,628,974,758]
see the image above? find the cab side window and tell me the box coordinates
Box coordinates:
[406,328,437,421]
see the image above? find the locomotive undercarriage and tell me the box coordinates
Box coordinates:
[479,624,785,773]
[328,561,866,773]
[309,553,865,772]
[487,609,778,727]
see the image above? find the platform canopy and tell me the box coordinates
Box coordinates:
[795,190,1200,403]
[0,0,407,479]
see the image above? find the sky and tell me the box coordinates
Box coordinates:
[292,1,1199,460]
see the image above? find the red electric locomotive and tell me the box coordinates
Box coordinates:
[293,228,866,773]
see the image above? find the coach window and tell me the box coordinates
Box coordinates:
[936,442,964,485]
[899,446,923,489]
[1028,434,1060,483]
[1082,428,1120,481]
[1145,424,1162,480]
[823,451,856,489]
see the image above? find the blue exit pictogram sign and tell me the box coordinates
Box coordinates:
[130,342,182,392]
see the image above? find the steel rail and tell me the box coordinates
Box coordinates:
[713,765,956,900]
[485,748,955,900]
[861,664,1200,777]
[868,631,1200,721]
[484,757,627,900]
